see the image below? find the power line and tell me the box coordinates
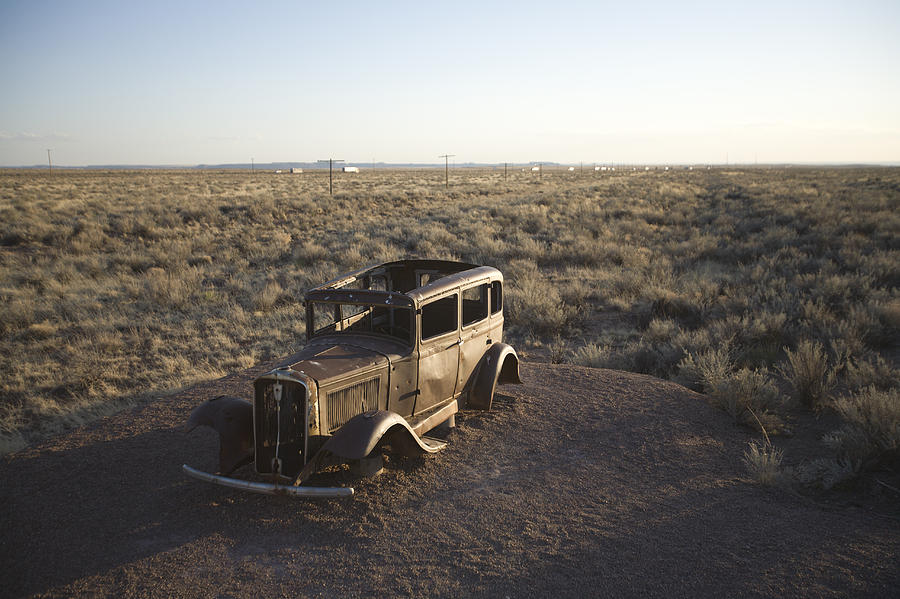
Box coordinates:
[317,158,344,195]
[439,154,455,188]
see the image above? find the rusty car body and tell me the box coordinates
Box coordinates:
[184,259,521,497]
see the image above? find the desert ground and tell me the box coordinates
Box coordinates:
[2,359,897,598]
[1,166,898,595]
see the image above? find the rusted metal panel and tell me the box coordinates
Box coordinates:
[458,283,492,393]
[319,410,448,460]
[468,343,522,410]
[416,332,459,415]
[326,377,380,433]
[387,354,417,417]
[185,395,253,474]
[285,343,388,387]
[406,266,498,306]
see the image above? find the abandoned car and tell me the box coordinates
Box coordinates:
[184,260,521,497]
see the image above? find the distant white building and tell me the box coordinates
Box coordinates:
[342,166,360,173]
[274,169,283,174]
[531,166,541,172]
[290,167,303,174]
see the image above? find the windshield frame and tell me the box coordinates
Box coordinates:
[306,291,415,346]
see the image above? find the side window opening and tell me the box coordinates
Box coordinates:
[421,294,458,340]
[490,280,503,314]
[462,283,489,326]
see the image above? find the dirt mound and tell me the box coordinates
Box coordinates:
[2,363,897,597]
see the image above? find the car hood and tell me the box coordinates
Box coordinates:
[280,340,389,387]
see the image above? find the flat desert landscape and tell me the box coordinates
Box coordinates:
[1,167,898,596]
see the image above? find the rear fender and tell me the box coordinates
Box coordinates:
[185,395,253,475]
[467,343,522,410]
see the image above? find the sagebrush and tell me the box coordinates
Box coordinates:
[1,166,897,457]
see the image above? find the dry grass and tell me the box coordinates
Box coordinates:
[830,387,900,466]
[743,441,784,486]
[1,166,898,464]
[778,340,834,409]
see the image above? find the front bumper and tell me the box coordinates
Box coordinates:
[182,464,354,497]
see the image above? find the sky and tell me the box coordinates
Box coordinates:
[1,0,899,166]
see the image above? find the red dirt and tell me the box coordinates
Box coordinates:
[2,362,898,597]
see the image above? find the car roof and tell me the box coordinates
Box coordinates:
[306,259,502,307]
[405,266,499,303]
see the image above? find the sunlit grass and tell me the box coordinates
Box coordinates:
[1,166,898,467]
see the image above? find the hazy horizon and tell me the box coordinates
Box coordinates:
[6,160,900,170]
[2,0,898,167]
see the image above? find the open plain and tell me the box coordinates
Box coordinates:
[1,166,898,595]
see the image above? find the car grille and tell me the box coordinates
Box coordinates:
[327,377,380,433]
[253,377,306,476]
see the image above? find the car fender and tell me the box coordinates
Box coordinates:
[321,410,446,460]
[185,395,253,475]
[467,342,522,410]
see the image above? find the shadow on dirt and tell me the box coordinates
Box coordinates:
[1,415,399,596]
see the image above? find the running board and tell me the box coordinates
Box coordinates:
[420,436,448,452]
[410,400,458,439]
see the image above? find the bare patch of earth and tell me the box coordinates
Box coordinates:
[2,362,897,597]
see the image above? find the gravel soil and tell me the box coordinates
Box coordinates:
[2,362,898,598]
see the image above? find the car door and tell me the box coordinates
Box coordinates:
[415,292,459,415]
[458,281,491,391]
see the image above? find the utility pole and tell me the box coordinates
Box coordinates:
[47,149,52,174]
[251,157,254,172]
[504,162,508,181]
[539,163,543,180]
[439,154,455,188]
[317,158,344,195]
